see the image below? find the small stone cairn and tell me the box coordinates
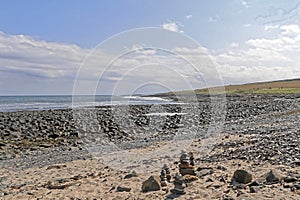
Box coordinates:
[160,168,168,188]
[163,164,171,182]
[171,173,186,195]
[179,151,196,176]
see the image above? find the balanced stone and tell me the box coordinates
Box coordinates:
[189,152,195,166]
[180,151,189,163]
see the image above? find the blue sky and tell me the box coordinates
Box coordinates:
[1,0,300,95]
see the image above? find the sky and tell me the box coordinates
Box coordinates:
[1,0,300,95]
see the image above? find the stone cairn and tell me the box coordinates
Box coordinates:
[163,164,171,182]
[171,173,186,195]
[179,151,196,176]
[160,168,168,188]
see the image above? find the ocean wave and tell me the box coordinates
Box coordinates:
[144,112,187,116]
[123,95,171,102]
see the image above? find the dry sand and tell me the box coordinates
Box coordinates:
[1,134,300,200]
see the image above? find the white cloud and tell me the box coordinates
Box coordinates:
[280,24,300,36]
[0,32,88,79]
[186,15,192,19]
[0,32,215,94]
[215,24,300,84]
[243,24,251,27]
[264,24,279,31]
[161,21,183,32]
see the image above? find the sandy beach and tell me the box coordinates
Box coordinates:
[0,94,300,199]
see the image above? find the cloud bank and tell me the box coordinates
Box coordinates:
[216,24,300,84]
[1,24,300,94]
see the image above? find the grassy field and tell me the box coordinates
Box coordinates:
[161,78,300,95]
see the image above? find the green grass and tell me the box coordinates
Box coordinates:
[156,78,300,96]
[166,87,300,96]
[227,87,300,94]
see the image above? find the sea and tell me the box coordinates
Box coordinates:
[0,95,174,112]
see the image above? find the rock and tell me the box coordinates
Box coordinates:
[196,169,212,178]
[183,174,198,183]
[222,194,235,200]
[207,182,223,189]
[284,176,297,183]
[291,183,300,191]
[180,167,196,176]
[180,151,189,163]
[189,152,195,166]
[142,176,161,192]
[292,173,300,179]
[206,177,214,182]
[48,133,60,139]
[116,185,131,192]
[248,180,260,186]
[249,186,259,193]
[233,169,252,184]
[283,183,294,188]
[266,169,283,184]
[236,190,247,197]
[46,164,67,170]
[290,161,300,167]
[39,143,52,148]
[109,186,116,191]
[46,181,75,189]
[217,165,227,171]
[124,171,138,179]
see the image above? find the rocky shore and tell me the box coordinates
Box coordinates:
[0,94,299,199]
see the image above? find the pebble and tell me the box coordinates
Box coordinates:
[116,185,131,192]
[124,171,138,179]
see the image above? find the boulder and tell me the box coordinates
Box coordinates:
[233,169,252,184]
[142,176,161,192]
